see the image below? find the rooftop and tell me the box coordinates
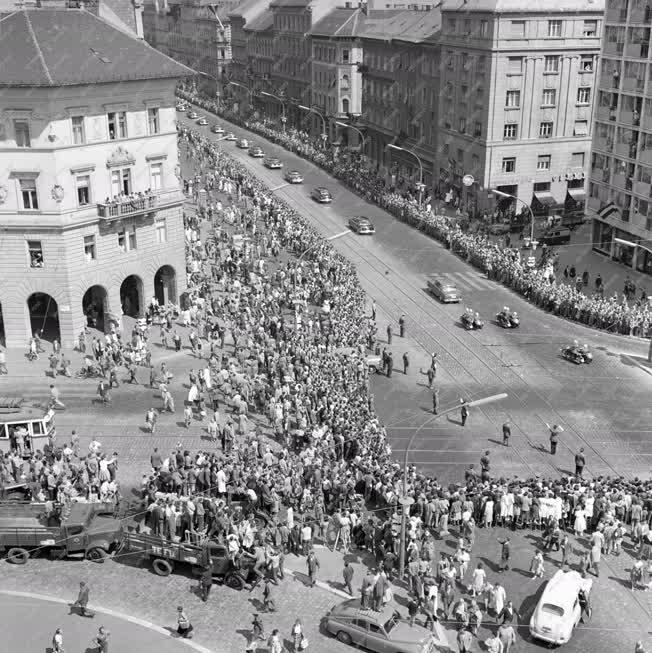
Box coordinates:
[269,0,311,6]
[310,6,368,38]
[228,0,268,19]
[361,7,441,42]
[440,0,604,12]
[0,8,195,87]
[242,5,273,30]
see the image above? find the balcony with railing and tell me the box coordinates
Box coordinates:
[97,188,183,220]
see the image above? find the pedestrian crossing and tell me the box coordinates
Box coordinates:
[438,271,497,293]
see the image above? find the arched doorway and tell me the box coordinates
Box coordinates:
[82,285,108,332]
[154,265,177,306]
[120,275,143,318]
[27,292,60,342]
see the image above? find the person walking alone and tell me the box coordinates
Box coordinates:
[70,581,92,617]
[432,388,440,415]
[399,313,406,337]
[460,399,469,426]
[343,561,354,595]
[403,352,409,374]
[386,324,392,345]
[502,421,511,446]
[574,448,586,476]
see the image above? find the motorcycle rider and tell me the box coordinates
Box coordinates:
[498,306,510,325]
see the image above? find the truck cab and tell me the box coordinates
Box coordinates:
[0,502,122,563]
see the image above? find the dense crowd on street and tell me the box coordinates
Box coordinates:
[122,123,652,653]
[178,87,652,339]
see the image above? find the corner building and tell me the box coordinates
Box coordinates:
[588,0,652,276]
[0,8,192,348]
[438,0,603,216]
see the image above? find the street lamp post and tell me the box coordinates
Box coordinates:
[260,91,287,130]
[294,229,351,291]
[491,188,537,251]
[335,120,366,159]
[397,393,508,579]
[298,104,327,144]
[228,81,255,109]
[387,144,425,206]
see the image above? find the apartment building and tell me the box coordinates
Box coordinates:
[0,8,191,347]
[358,8,441,183]
[437,0,603,217]
[588,0,652,276]
[143,0,238,95]
[309,6,366,146]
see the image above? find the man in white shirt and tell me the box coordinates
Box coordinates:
[301,523,312,555]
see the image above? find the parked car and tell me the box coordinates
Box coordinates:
[426,275,462,303]
[249,146,265,158]
[488,222,510,235]
[187,110,198,119]
[236,138,250,149]
[196,117,208,126]
[264,156,283,169]
[326,599,447,653]
[211,124,224,134]
[529,570,593,645]
[284,170,304,184]
[348,216,375,235]
[311,187,333,203]
[540,227,571,245]
[224,132,237,141]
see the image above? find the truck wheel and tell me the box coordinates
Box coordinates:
[225,573,244,590]
[6,547,29,564]
[86,547,108,563]
[152,558,174,576]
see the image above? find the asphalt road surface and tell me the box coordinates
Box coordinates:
[180,109,652,484]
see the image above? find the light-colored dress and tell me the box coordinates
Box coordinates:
[574,509,587,534]
[470,567,486,594]
[483,500,494,525]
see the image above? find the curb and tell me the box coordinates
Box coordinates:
[0,590,216,653]
[622,354,652,377]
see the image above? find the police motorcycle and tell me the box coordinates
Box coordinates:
[496,306,520,328]
[561,340,593,364]
[461,308,484,330]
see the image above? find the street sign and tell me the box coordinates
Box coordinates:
[462,174,475,187]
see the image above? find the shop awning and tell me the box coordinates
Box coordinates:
[533,191,561,208]
[567,188,586,202]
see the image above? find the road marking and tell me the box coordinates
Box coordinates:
[0,590,216,653]
[270,183,289,191]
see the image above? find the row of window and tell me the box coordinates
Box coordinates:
[12,109,160,149]
[505,87,591,108]
[499,151,585,174]
[26,222,167,268]
[313,45,350,64]
[16,164,163,211]
[502,119,589,139]
[505,54,594,75]
[505,18,597,39]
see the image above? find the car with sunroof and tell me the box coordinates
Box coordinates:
[325,599,448,653]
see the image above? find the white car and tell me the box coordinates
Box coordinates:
[197,117,208,126]
[529,570,592,646]
[224,132,237,141]
[211,124,225,134]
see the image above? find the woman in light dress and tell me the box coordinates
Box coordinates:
[483,497,495,528]
[574,505,587,537]
[469,562,487,597]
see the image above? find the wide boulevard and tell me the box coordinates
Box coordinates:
[180,109,652,485]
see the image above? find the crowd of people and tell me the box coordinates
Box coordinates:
[178,87,652,339]
[125,123,652,652]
